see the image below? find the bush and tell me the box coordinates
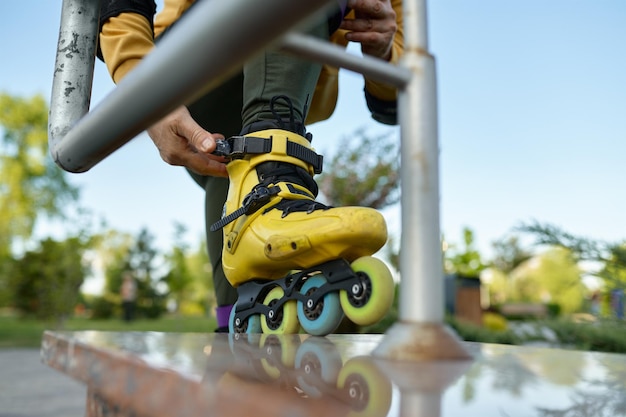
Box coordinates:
[546,303,561,318]
[90,296,116,319]
[139,300,166,319]
[447,316,520,345]
[483,312,508,331]
[543,319,626,353]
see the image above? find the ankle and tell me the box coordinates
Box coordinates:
[216,304,233,329]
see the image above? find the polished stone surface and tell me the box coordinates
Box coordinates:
[41,331,626,417]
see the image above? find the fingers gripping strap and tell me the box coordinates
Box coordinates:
[214,136,323,174]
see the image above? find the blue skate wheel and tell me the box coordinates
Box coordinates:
[297,275,343,336]
[229,302,261,333]
[294,337,342,397]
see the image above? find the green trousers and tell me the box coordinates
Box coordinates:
[186,19,328,306]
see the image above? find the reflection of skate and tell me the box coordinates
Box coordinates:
[214,334,393,417]
[337,356,393,417]
[213,129,394,335]
[295,336,342,397]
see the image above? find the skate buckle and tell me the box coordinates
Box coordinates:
[213,136,274,159]
[228,136,247,159]
[213,139,232,157]
[242,186,279,215]
[212,137,242,159]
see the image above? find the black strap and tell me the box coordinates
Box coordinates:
[286,141,323,174]
[214,136,323,174]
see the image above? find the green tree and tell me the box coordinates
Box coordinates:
[317,128,399,209]
[162,223,192,313]
[0,93,79,254]
[93,228,166,319]
[183,239,214,315]
[488,229,586,313]
[491,235,533,275]
[114,228,166,319]
[444,227,487,277]
[485,234,533,304]
[0,93,80,307]
[9,236,87,324]
[521,221,626,310]
[88,229,134,319]
[519,248,585,314]
[163,237,214,317]
[161,223,213,316]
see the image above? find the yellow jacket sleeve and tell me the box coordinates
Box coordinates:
[99,12,155,83]
[307,0,404,125]
[99,1,194,83]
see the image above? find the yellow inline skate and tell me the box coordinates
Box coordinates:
[211,129,394,335]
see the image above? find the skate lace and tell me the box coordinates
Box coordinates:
[269,95,310,138]
[270,192,329,218]
[258,164,329,218]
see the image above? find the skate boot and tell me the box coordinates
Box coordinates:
[211,129,394,335]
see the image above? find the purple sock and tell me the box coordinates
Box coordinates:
[216,305,233,328]
[337,0,348,16]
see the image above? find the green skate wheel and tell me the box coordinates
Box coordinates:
[229,302,262,333]
[259,334,300,380]
[337,356,392,417]
[340,257,394,326]
[294,337,343,397]
[261,286,300,334]
[297,275,344,336]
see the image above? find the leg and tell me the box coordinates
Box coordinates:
[215,9,393,335]
[187,74,244,326]
[186,15,331,326]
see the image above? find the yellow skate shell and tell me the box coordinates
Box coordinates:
[220,129,388,287]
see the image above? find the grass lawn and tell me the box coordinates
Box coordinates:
[3,313,626,354]
[0,315,217,348]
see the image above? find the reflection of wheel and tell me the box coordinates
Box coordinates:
[295,337,343,397]
[337,356,393,417]
[297,275,344,336]
[258,334,300,380]
[227,332,252,354]
[229,302,262,333]
[340,257,394,326]
[261,286,300,334]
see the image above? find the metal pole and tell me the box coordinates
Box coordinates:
[373,0,471,361]
[48,0,334,173]
[398,0,443,323]
[280,32,412,88]
[48,0,99,144]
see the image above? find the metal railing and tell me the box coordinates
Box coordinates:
[49,0,460,358]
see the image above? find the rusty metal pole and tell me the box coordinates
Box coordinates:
[48,0,99,147]
[373,0,471,361]
[48,0,334,173]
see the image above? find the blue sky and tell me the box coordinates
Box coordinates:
[1,1,626,265]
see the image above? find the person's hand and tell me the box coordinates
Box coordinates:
[340,0,397,61]
[147,106,228,177]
